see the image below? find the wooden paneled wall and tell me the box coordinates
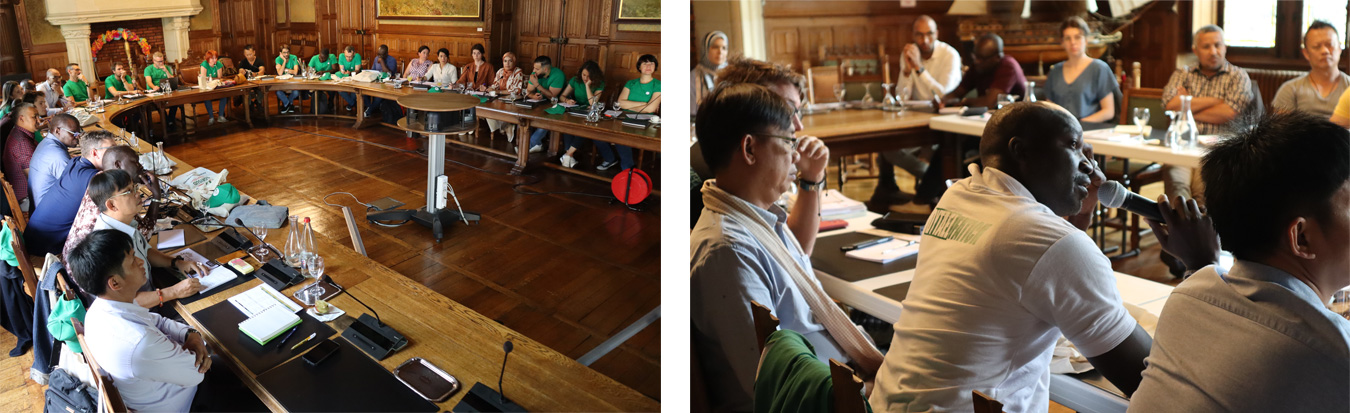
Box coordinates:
[1111,1,1180,89]
[512,0,660,102]
[762,0,958,74]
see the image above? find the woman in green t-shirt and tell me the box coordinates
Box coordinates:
[144,51,182,129]
[557,61,605,169]
[337,45,362,112]
[199,50,231,125]
[275,45,302,113]
[599,54,661,171]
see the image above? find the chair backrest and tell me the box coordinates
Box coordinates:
[750,300,780,353]
[830,359,868,413]
[1,180,25,231]
[972,390,1004,413]
[72,319,129,413]
[4,216,36,297]
[1118,87,1168,130]
[802,62,842,105]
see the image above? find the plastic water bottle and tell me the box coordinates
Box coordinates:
[299,217,316,265]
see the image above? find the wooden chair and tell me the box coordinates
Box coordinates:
[1099,86,1167,256]
[0,174,21,230]
[751,300,868,413]
[6,216,38,298]
[72,319,130,413]
[972,390,1004,413]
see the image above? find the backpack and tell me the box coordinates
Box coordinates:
[43,368,97,413]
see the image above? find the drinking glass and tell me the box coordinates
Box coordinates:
[1133,108,1151,142]
[1331,288,1350,321]
[833,84,847,104]
[611,101,621,112]
[249,224,270,261]
[299,255,326,305]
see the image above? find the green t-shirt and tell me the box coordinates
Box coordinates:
[338,53,362,72]
[200,60,225,77]
[624,78,660,103]
[309,54,337,72]
[104,74,137,99]
[530,67,565,91]
[276,55,299,72]
[63,79,89,103]
[0,106,9,119]
[567,77,604,106]
[144,65,174,86]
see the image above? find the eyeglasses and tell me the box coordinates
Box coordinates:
[114,184,144,199]
[755,133,798,148]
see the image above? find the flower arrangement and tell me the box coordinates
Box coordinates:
[91,28,152,61]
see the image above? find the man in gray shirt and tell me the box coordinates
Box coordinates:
[1129,110,1350,411]
[1271,20,1349,118]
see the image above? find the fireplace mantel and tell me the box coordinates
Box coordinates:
[46,0,203,81]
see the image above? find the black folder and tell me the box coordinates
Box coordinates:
[192,299,334,375]
[256,337,438,412]
[810,232,920,283]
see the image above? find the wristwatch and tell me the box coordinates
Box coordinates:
[797,177,825,192]
[186,328,199,342]
[916,66,926,75]
[171,256,184,269]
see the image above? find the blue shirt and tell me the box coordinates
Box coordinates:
[689,181,847,412]
[1044,59,1118,120]
[371,55,397,74]
[25,157,98,256]
[28,137,73,209]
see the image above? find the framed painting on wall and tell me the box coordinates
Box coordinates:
[616,0,659,21]
[377,0,483,20]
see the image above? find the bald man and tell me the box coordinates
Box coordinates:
[870,102,1219,412]
[30,113,81,208]
[943,33,1027,109]
[872,15,964,208]
[35,68,70,116]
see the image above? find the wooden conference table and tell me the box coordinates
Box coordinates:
[106,77,661,178]
[84,93,660,412]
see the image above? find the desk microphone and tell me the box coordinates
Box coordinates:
[1098,181,1165,222]
[320,274,383,326]
[499,340,513,404]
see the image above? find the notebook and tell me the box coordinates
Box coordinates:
[196,265,239,294]
[228,284,301,317]
[239,305,302,345]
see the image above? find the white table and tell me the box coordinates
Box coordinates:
[815,211,1175,413]
[928,114,1206,168]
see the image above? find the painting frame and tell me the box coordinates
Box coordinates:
[376,0,484,20]
[615,0,660,22]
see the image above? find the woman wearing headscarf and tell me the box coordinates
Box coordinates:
[691,31,728,115]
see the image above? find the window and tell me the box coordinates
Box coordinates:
[1303,0,1349,47]
[1222,0,1278,48]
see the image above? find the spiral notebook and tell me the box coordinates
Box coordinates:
[238,305,302,345]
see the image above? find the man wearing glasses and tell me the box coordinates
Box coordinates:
[30,113,82,208]
[25,131,119,256]
[693,62,879,413]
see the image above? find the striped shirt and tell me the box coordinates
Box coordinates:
[1162,62,1254,134]
[406,58,431,79]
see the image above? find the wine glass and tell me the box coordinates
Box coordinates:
[300,255,326,305]
[833,84,847,105]
[1331,288,1350,321]
[249,224,270,261]
[1133,108,1151,142]
[611,101,621,113]
[862,83,875,106]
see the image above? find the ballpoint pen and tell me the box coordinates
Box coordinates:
[291,333,316,351]
[277,325,300,345]
[841,236,893,252]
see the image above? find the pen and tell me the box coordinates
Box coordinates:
[879,241,919,255]
[841,236,893,252]
[278,325,300,345]
[291,333,316,351]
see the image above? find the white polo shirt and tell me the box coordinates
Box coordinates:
[869,164,1136,413]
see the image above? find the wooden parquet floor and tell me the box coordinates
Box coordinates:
[0,114,662,408]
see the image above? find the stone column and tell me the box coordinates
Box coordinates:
[60,23,94,80]
[162,16,192,63]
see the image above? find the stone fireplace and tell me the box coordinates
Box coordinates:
[44,0,202,79]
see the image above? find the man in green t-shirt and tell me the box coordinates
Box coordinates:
[275,45,302,113]
[104,62,140,99]
[525,55,564,101]
[309,48,339,114]
[144,52,180,129]
[61,63,90,104]
[337,46,363,112]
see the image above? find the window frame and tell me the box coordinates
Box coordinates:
[1215,0,1349,70]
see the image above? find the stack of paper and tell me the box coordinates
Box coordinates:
[820,190,866,220]
[845,235,921,264]
[228,284,301,317]
[196,266,238,294]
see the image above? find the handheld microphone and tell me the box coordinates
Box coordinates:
[499,340,513,403]
[1098,181,1165,222]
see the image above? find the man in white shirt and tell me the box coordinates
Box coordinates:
[869,102,1220,412]
[70,229,211,412]
[34,68,70,117]
[1130,111,1350,411]
[872,15,963,209]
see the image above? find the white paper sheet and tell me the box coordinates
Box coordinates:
[156,229,186,249]
[845,238,921,263]
[196,266,238,294]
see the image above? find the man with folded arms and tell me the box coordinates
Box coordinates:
[869,102,1220,412]
[26,130,117,255]
[72,229,211,411]
[1129,111,1349,411]
[691,82,877,412]
[29,113,81,208]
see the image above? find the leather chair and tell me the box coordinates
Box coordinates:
[1099,87,1167,256]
